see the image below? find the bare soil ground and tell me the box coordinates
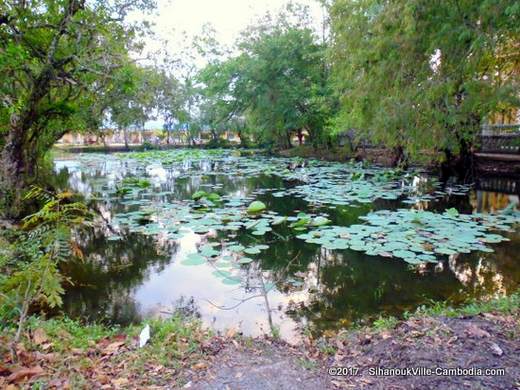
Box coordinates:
[1,312,518,389]
[330,313,520,390]
[190,313,519,390]
[188,340,331,390]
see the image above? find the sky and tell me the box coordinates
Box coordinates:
[138,0,325,65]
[133,0,325,128]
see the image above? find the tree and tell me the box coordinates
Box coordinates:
[107,64,161,148]
[329,0,520,167]
[197,5,333,149]
[0,0,155,212]
[157,72,186,144]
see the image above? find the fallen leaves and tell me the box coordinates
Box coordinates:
[102,341,126,355]
[192,362,208,370]
[6,365,44,384]
[225,328,237,338]
[465,324,491,338]
[329,314,520,389]
[0,321,222,389]
[111,377,130,387]
[32,328,48,345]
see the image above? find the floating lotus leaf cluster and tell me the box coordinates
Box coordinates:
[72,149,473,208]
[296,208,519,263]
[60,149,519,274]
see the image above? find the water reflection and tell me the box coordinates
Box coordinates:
[471,190,519,214]
[61,230,174,325]
[53,154,520,341]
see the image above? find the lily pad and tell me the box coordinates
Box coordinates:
[247,200,267,214]
[181,253,206,266]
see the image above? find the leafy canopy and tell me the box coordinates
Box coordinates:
[329,0,520,161]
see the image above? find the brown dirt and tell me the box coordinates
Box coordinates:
[329,313,520,389]
[190,313,520,390]
[188,339,331,390]
[1,313,518,389]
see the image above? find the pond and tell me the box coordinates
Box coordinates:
[52,149,520,342]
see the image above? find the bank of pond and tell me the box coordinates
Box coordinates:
[48,148,520,342]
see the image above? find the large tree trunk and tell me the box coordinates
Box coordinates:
[1,125,31,215]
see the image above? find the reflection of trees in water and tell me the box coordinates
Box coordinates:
[54,159,520,336]
[210,199,520,336]
[470,190,519,213]
[448,233,520,299]
[149,295,202,320]
[282,240,520,336]
[60,227,176,326]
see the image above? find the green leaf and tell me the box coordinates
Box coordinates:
[244,246,261,255]
[192,190,208,201]
[181,253,206,266]
[247,201,266,214]
[445,208,459,217]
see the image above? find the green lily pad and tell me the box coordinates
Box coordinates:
[192,190,207,201]
[222,277,242,285]
[247,201,266,214]
[181,253,206,266]
[244,246,261,255]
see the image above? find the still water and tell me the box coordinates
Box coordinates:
[53,150,520,342]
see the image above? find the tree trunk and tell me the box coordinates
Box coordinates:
[122,127,129,150]
[1,125,30,214]
[456,138,474,181]
[297,129,303,146]
[237,130,247,147]
[391,145,407,168]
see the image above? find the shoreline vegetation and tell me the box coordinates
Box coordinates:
[54,143,520,176]
[1,0,518,388]
[0,147,518,388]
[1,292,518,388]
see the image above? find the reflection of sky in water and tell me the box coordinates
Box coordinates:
[54,153,520,341]
[133,230,307,341]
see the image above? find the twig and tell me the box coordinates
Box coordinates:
[202,294,265,311]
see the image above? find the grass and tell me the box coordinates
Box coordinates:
[130,316,211,369]
[298,357,318,370]
[24,316,120,351]
[0,314,213,388]
[363,292,520,332]
[408,292,520,319]
[372,315,399,330]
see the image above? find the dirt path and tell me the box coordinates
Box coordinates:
[187,340,331,390]
[188,313,519,390]
[1,312,518,389]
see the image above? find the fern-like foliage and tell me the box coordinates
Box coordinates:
[0,186,93,326]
